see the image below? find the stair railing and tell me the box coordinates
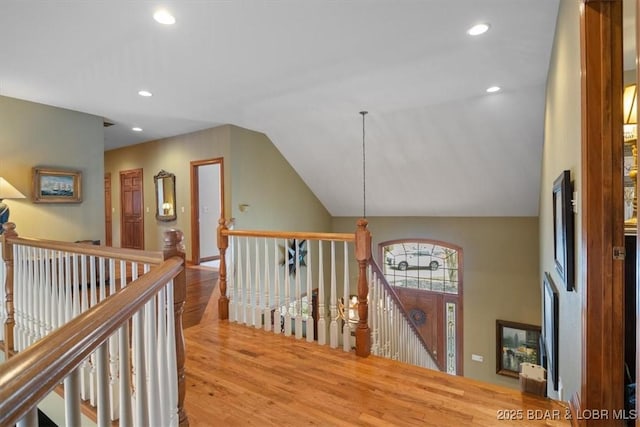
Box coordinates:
[368,260,442,371]
[217,217,372,356]
[0,222,189,426]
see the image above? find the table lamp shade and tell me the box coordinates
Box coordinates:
[0,177,26,233]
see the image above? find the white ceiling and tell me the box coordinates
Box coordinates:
[0,0,561,217]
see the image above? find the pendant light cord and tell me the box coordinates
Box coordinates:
[360,111,368,218]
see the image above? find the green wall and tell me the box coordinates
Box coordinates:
[229,126,331,232]
[540,0,582,401]
[0,95,104,241]
[332,216,540,389]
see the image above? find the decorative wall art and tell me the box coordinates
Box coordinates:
[552,170,575,291]
[32,167,82,203]
[543,272,559,390]
[496,319,541,378]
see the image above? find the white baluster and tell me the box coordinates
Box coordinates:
[25,247,36,343]
[158,287,170,427]
[329,241,338,348]
[64,253,72,323]
[88,253,98,407]
[263,238,271,333]
[306,241,314,342]
[254,238,262,328]
[16,407,37,427]
[272,239,280,335]
[107,259,119,421]
[228,235,236,323]
[166,280,178,426]
[295,241,302,340]
[342,242,350,352]
[72,254,80,318]
[38,248,45,339]
[133,304,149,427]
[98,257,106,302]
[317,240,326,345]
[118,321,133,425]
[64,368,82,427]
[146,297,161,427]
[245,238,252,325]
[57,253,65,328]
[96,341,110,427]
[234,236,243,323]
[284,239,292,337]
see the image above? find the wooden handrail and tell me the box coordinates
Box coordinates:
[221,228,355,242]
[217,222,357,321]
[0,257,183,427]
[5,235,164,265]
[368,260,443,371]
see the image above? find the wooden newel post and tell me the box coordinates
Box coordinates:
[355,218,371,357]
[2,222,17,359]
[217,217,229,320]
[163,229,189,427]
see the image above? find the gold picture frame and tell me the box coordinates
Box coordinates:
[32,167,82,203]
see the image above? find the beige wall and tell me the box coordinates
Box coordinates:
[229,126,331,232]
[0,96,104,241]
[332,216,540,389]
[105,124,332,260]
[105,126,232,259]
[540,0,582,400]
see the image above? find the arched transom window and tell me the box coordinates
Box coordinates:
[381,240,460,294]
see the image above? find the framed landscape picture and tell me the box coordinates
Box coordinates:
[496,319,541,378]
[32,167,82,203]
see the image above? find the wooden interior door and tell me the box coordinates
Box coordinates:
[104,173,112,246]
[120,169,144,250]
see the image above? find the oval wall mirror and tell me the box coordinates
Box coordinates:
[154,170,176,221]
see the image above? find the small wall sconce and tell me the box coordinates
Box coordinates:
[239,203,250,213]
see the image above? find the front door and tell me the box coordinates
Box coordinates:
[394,287,444,367]
[120,169,144,249]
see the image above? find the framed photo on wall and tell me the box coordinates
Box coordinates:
[496,319,541,378]
[543,272,559,391]
[32,167,82,203]
[552,169,574,291]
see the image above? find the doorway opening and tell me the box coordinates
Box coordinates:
[190,158,224,266]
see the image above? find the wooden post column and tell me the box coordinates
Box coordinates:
[355,218,371,357]
[217,217,229,320]
[2,222,17,359]
[578,1,625,424]
[163,229,189,427]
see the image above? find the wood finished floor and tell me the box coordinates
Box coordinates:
[183,268,570,427]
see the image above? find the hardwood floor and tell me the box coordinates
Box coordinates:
[183,270,571,427]
[184,265,218,329]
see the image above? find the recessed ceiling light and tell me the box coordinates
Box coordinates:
[138,90,152,97]
[467,23,490,36]
[154,10,176,25]
[486,86,501,93]
[132,127,143,132]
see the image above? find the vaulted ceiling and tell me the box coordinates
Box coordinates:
[0,1,561,216]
